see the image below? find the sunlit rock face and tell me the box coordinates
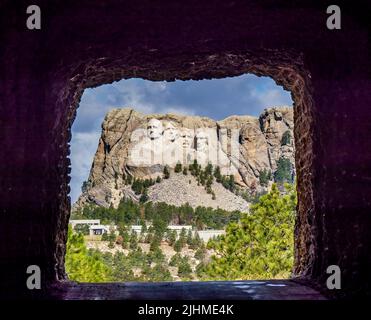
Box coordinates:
[128,122,236,172]
[74,106,294,210]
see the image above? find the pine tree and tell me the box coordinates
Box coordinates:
[175,162,182,173]
[120,230,129,249]
[166,229,177,246]
[143,264,172,282]
[127,175,133,185]
[81,180,88,193]
[186,229,193,246]
[228,175,235,192]
[139,189,149,203]
[74,223,90,235]
[281,130,291,146]
[150,234,161,252]
[163,165,170,179]
[206,176,213,194]
[65,226,111,282]
[274,156,292,184]
[205,163,213,176]
[178,257,192,279]
[169,253,182,267]
[213,166,222,183]
[174,239,183,253]
[129,230,138,250]
[141,221,147,234]
[203,183,296,280]
[190,159,199,176]
[193,231,202,247]
[200,172,206,186]
[108,240,115,249]
[132,179,143,195]
[144,232,153,244]
[107,230,116,248]
[179,228,187,246]
[194,247,207,261]
[101,232,109,241]
[259,169,271,186]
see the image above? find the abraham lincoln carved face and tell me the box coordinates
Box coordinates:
[196,129,208,152]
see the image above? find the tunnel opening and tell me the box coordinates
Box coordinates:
[66,75,296,283]
[49,50,317,299]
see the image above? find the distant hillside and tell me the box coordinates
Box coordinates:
[73,106,294,212]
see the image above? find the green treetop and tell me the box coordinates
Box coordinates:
[175,162,182,173]
[65,226,111,282]
[281,130,292,146]
[202,183,296,280]
[274,156,293,184]
[213,166,222,183]
[163,165,170,179]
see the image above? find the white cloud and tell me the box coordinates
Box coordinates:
[111,81,157,113]
[160,106,195,116]
[110,80,194,116]
[145,81,168,92]
[250,87,293,108]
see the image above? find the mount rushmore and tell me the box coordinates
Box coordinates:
[73,106,295,212]
[127,117,238,175]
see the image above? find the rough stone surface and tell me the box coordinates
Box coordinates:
[73,107,294,211]
[0,0,370,300]
[50,280,326,300]
[148,173,250,212]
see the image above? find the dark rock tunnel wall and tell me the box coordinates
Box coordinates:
[0,0,370,299]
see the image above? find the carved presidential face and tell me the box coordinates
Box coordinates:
[180,128,194,149]
[147,118,163,140]
[196,130,208,152]
[163,122,179,142]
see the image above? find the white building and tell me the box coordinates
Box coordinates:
[89,225,110,236]
[69,219,113,236]
[130,225,193,235]
[69,219,100,229]
[69,220,224,242]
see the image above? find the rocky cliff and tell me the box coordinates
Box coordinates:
[73,106,294,212]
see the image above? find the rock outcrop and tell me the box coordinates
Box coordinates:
[73,106,294,211]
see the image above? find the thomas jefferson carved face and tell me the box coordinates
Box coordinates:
[180,128,194,148]
[163,122,179,142]
[196,130,208,152]
[147,118,163,140]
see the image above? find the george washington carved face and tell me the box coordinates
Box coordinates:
[147,118,163,140]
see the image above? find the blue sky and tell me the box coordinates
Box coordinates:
[70,74,293,203]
